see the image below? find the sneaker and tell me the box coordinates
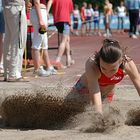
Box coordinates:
[131,34,137,39]
[47,67,57,75]
[51,61,67,70]
[33,66,51,77]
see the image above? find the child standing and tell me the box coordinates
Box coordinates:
[72,4,80,36]
[93,5,101,36]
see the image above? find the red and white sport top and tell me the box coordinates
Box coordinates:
[98,68,124,86]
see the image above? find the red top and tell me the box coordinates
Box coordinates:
[80,7,86,21]
[52,0,73,25]
[98,68,124,86]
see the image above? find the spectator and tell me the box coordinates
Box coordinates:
[103,0,113,37]
[72,4,80,36]
[86,3,94,35]
[30,0,57,77]
[0,0,4,74]
[116,1,126,34]
[80,2,87,36]
[93,5,101,36]
[2,0,30,82]
[125,0,140,39]
[47,0,75,68]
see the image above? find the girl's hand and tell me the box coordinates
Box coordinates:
[25,1,32,13]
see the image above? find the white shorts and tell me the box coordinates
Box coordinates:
[30,8,48,50]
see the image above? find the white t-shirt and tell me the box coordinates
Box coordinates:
[86,9,92,17]
[73,9,80,19]
[117,6,126,17]
[94,10,99,18]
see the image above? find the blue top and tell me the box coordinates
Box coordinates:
[125,0,140,10]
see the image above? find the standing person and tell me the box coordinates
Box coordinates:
[86,3,94,35]
[30,0,57,77]
[72,38,140,114]
[47,0,75,68]
[72,4,80,36]
[0,0,4,74]
[80,2,87,36]
[125,0,140,39]
[2,0,30,82]
[93,5,101,36]
[103,0,113,37]
[116,1,126,34]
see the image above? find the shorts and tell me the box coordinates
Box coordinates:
[73,17,78,29]
[93,17,99,24]
[0,10,5,33]
[74,79,114,103]
[86,16,91,23]
[55,22,70,35]
[30,8,48,50]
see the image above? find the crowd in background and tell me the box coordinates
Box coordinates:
[0,0,140,82]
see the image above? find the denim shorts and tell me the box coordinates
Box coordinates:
[0,10,5,33]
[55,22,70,35]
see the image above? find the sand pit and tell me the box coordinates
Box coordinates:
[0,85,139,140]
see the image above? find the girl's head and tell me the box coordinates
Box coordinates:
[95,39,124,77]
[74,4,79,10]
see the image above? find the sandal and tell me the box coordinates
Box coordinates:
[7,77,29,82]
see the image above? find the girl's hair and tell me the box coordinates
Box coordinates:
[95,39,125,65]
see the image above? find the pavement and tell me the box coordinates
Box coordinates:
[0,31,140,100]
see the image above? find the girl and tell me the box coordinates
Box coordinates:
[74,39,140,114]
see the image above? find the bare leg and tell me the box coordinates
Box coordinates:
[31,48,40,70]
[42,49,52,68]
[56,34,67,62]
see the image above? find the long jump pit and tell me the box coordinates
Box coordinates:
[0,83,139,140]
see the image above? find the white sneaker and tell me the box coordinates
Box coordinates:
[47,67,57,75]
[33,66,51,77]
[131,34,137,39]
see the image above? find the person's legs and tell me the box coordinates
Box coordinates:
[3,8,10,80]
[129,10,133,36]
[65,35,72,66]
[42,49,51,68]
[56,34,67,62]
[0,9,5,73]
[3,6,23,79]
[56,23,74,67]
[31,49,40,70]
[17,5,27,78]
[0,33,4,71]
[132,10,139,35]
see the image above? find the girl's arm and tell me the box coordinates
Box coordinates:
[85,58,103,114]
[125,60,140,96]
[47,0,53,13]
[34,0,45,28]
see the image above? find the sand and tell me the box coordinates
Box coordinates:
[0,85,140,140]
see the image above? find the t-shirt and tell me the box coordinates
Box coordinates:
[117,6,126,17]
[52,0,73,24]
